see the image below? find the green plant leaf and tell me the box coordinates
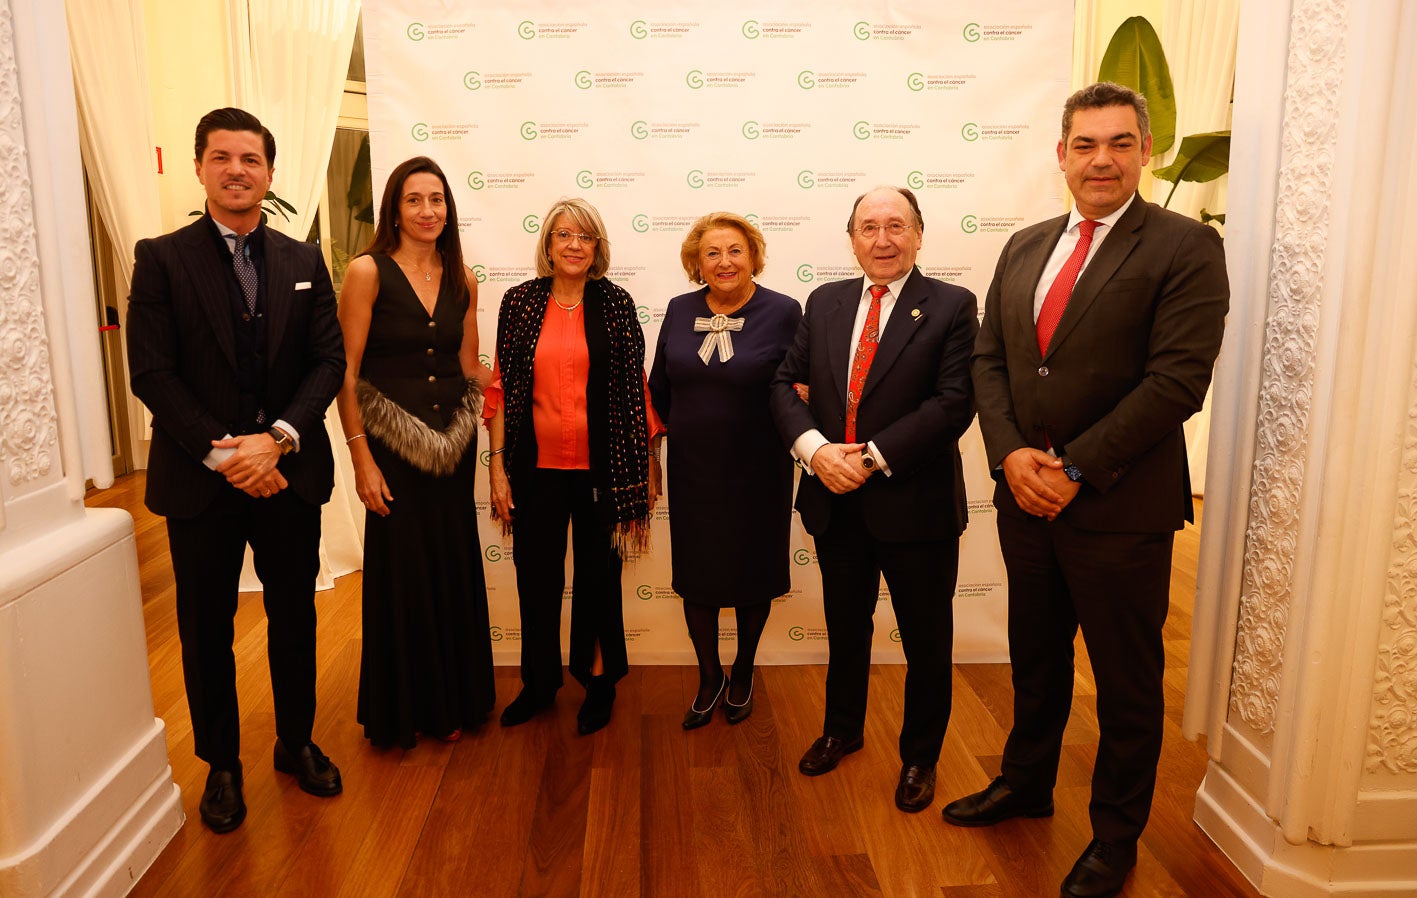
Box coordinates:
[1098,16,1176,155]
[1151,131,1230,183]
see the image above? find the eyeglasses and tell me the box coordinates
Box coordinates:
[550,229,598,244]
[854,223,915,239]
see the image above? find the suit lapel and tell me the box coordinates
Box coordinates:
[177,220,237,371]
[1011,216,1068,365]
[1044,197,1146,359]
[264,231,292,364]
[826,277,860,402]
[860,268,926,402]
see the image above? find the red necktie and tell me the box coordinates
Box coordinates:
[845,284,888,442]
[1036,219,1099,355]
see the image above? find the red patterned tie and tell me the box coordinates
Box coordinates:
[1036,219,1099,355]
[845,284,888,442]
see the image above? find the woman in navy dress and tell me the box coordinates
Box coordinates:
[648,212,801,729]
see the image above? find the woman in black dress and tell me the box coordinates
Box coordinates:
[648,212,801,728]
[335,156,494,748]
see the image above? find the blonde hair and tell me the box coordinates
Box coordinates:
[536,197,612,279]
[679,212,767,284]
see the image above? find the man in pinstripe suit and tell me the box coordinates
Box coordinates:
[127,108,346,833]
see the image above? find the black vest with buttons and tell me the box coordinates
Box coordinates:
[217,224,270,433]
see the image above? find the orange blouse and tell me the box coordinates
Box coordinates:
[484,301,664,469]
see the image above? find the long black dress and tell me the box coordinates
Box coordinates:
[355,254,495,748]
[647,285,801,606]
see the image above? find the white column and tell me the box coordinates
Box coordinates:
[1184,0,1417,895]
[0,1,181,896]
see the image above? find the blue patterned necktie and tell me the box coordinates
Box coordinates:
[232,233,258,315]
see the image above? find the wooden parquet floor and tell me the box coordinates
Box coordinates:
[87,472,1257,898]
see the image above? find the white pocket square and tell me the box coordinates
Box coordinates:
[294,281,312,290]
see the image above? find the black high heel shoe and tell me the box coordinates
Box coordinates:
[682,674,727,730]
[724,675,754,724]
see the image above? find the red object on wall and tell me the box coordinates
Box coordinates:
[156,146,163,174]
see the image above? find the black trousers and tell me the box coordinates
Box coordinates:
[165,486,322,768]
[813,493,959,766]
[996,511,1174,844]
[510,468,627,698]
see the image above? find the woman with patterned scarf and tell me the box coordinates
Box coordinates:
[484,197,662,735]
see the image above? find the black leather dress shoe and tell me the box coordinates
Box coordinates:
[273,740,342,797]
[1061,839,1136,898]
[500,689,554,727]
[941,775,1053,827]
[723,676,753,725]
[798,735,863,776]
[199,765,246,833]
[682,675,726,730]
[894,763,936,813]
[577,676,616,735]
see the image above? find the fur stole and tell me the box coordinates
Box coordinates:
[356,378,483,476]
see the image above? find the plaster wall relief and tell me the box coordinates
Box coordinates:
[1366,396,1417,776]
[0,0,58,491]
[1227,0,1345,736]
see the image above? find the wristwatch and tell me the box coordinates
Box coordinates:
[268,427,296,456]
[1060,455,1083,482]
[860,447,877,472]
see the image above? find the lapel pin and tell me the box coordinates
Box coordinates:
[910,308,921,319]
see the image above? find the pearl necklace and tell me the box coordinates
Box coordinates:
[552,293,583,312]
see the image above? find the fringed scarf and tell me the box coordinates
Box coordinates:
[496,276,651,555]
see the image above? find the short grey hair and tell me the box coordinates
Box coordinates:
[535,197,611,279]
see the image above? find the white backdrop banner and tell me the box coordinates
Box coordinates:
[363,0,1073,665]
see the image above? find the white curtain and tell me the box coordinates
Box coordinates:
[227,0,360,241]
[66,0,166,470]
[65,1,164,287]
[1159,0,1238,221]
[226,0,364,589]
[1162,1,1239,494]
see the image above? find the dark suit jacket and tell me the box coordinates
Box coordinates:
[972,196,1229,533]
[771,268,978,542]
[127,216,345,518]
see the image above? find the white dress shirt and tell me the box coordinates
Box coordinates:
[1032,194,1135,322]
[792,271,914,477]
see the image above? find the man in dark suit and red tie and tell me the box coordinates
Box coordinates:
[127,107,346,833]
[942,83,1229,898]
[770,186,978,813]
